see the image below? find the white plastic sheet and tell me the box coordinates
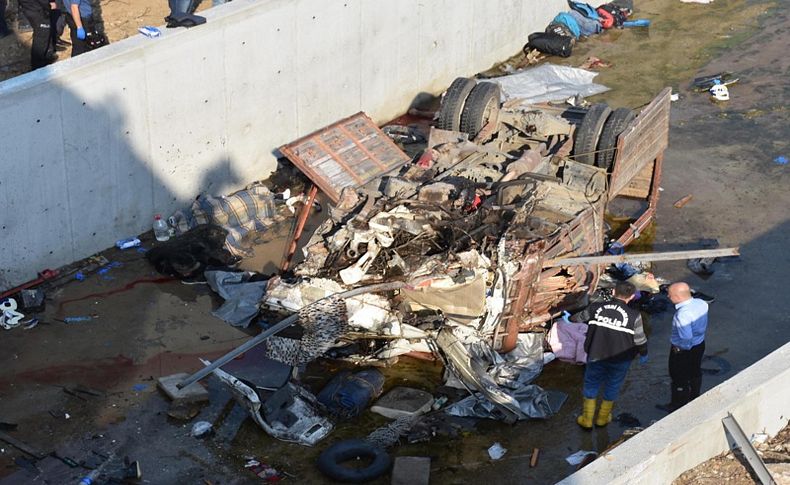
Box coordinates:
[494,64,610,105]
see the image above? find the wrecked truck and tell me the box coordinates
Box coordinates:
[194,79,671,438]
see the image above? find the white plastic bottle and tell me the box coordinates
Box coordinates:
[153,214,170,242]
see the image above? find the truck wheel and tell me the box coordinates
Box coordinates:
[317,439,392,483]
[596,107,636,171]
[573,103,611,165]
[460,82,501,139]
[436,77,477,131]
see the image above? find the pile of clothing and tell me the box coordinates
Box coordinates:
[525,0,636,58]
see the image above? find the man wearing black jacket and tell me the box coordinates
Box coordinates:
[571,281,648,429]
[18,0,55,69]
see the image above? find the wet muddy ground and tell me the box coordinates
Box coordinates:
[1,0,789,483]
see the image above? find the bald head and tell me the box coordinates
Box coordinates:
[668,282,692,304]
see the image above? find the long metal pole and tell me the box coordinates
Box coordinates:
[177,281,407,389]
[543,247,739,268]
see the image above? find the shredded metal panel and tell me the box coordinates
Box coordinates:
[609,88,671,198]
[279,112,411,203]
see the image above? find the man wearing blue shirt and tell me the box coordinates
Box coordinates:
[657,282,708,413]
[59,0,94,56]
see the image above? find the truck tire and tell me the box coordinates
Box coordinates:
[596,107,636,171]
[436,77,477,131]
[317,439,392,483]
[460,82,501,139]
[573,103,611,165]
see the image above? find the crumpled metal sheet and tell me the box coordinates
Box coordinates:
[445,384,553,420]
[494,64,610,105]
[437,326,551,421]
[204,270,268,328]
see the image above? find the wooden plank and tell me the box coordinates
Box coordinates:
[544,247,739,267]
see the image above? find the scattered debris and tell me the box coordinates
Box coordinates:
[566,450,598,466]
[530,448,541,468]
[371,387,435,419]
[391,456,431,485]
[61,316,97,324]
[317,439,391,483]
[579,56,612,70]
[0,431,46,459]
[488,442,508,460]
[244,458,284,482]
[115,237,142,250]
[204,270,269,328]
[495,63,610,105]
[774,156,788,165]
[0,298,24,329]
[673,194,693,208]
[157,373,210,404]
[317,369,385,419]
[671,93,680,101]
[709,82,730,102]
[191,421,214,438]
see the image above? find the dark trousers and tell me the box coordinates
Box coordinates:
[0,0,9,37]
[64,14,94,57]
[668,340,705,408]
[19,0,51,69]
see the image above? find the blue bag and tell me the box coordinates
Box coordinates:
[568,0,600,20]
[568,10,602,36]
[317,368,385,419]
[553,12,582,38]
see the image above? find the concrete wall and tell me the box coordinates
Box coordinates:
[559,342,790,485]
[0,0,564,290]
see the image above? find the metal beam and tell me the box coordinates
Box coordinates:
[543,247,739,268]
[177,281,407,389]
[721,413,776,485]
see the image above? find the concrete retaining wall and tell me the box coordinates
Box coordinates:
[0,0,565,290]
[559,342,790,485]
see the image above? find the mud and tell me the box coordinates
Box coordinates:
[1,1,789,483]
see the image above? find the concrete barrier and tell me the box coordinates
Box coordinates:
[559,342,790,485]
[0,0,564,290]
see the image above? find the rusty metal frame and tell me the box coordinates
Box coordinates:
[498,89,672,351]
[279,112,411,204]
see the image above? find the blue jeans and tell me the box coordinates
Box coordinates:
[583,359,632,401]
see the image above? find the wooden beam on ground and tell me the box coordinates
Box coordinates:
[543,247,739,268]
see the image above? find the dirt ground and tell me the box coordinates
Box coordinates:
[0,0,212,82]
[674,421,790,484]
[1,0,789,483]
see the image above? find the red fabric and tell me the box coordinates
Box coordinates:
[597,8,614,29]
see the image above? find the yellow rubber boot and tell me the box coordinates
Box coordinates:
[577,398,596,429]
[596,400,614,427]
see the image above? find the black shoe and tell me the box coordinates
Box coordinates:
[655,403,676,414]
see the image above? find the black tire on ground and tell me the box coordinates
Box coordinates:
[436,77,477,131]
[317,439,392,483]
[460,82,502,139]
[573,103,612,165]
[596,107,636,171]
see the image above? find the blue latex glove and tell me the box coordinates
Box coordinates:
[562,311,571,323]
[77,27,86,40]
[639,354,649,365]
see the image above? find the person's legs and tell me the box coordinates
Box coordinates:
[578,361,605,429]
[601,359,632,401]
[0,0,10,37]
[20,3,51,69]
[65,13,90,57]
[668,346,692,408]
[689,341,705,399]
[596,359,631,426]
[582,361,606,399]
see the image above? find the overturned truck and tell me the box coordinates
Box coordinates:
[196,80,671,436]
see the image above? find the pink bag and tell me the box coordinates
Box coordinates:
[548,320,588,364]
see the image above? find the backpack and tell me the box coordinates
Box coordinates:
[552,12,582,38]
[526,32,574,58]
[597,3,629,28]
[545,21,576,39]
[568,0,600,20]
